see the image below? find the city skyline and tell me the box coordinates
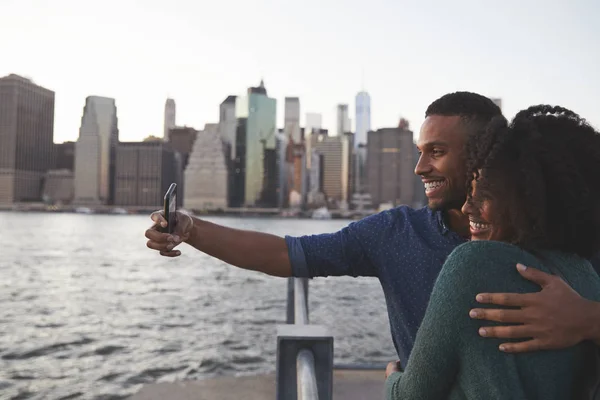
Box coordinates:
[1,0,599,144]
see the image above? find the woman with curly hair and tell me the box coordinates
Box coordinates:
[385,105,600,399]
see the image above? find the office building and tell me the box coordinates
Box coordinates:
[367,125,415,207]
[54,141,75,170]
[0,74,55,204]
[336,104,351,136]
[311,131,352,208]
[304,112,322,170]
[114,141,180,207]
[276,130,290,209]
[164,98,176,139]
[167,126,197,169]
[74,96,119,205]
[284,97,301,144]
[219,95,237,158]
[232,80,277,207]
[354,91,371,194]
[355,91,371,147]
[307,149,325,205]
[43,169,74,205]
[184,124,229,210]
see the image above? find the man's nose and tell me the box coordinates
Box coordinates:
[414,155,431,176]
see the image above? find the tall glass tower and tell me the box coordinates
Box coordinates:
[354,91,371,194]
[233,80,277,207]
[355,91,371,147]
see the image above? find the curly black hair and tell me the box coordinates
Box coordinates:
[465,105,600,258]
[426,91,502,134]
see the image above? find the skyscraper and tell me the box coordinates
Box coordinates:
[367,125,415,208]
[233,80,277,207]
[304,112,322,169]
[336,104,351,135]
[114,141,179,207]
[0,74,55,204]
[283,97,304,206]
[74,96,119,205]
[167,126,197,169]
[354,91,371,147]
[219,95,237,158]
[164,98,176,139]
[284,97,301,144]
[353,91,371,195]
[276,130,290,209]
[311,131,352,208]
[184,124,229,210]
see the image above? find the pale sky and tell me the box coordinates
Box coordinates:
[1,0,598,143]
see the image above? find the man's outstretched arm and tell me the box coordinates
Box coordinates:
[145,211,292,277]
[144,208,379,278]
[469,263,600,351]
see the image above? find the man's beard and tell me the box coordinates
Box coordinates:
[428,193,466,212]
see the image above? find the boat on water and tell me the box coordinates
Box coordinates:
[74,207,94,214]
[311,207,332,220]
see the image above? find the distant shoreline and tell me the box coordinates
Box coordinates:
[0,205,360,220]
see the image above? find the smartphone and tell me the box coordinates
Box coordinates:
[162,183,177,234]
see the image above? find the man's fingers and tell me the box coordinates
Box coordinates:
[150,211,168,227]
[498,339,543,353]
[515,264,554,288]
[146,235,181,251]
[160,250,181,257]
[469,308,529,323]
[147,239,169,251]
[145,228,169,242]
[475,292,535,307]
[477,324,534,340]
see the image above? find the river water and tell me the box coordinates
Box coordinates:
[0,212,395,400]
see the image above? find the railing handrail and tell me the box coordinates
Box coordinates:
[297,349,319,400]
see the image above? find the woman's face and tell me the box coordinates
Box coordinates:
[461,174,505,241]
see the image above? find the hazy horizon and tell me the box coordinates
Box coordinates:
[1,0,598,144]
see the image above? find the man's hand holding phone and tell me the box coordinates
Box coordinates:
[145,210,194,257]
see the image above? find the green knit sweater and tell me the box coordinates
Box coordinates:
[385,240,600,400]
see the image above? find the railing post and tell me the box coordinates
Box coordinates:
[303,277,309,320]
[294,278,309,325]
[278,277,332,399]
[276,325,333,400]
[286,277,294,324]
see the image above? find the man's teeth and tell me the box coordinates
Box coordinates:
[470,221,490,230]
[424,181,444,190]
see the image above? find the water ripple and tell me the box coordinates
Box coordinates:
[0,213,396,399]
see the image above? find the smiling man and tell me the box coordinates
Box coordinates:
[145,92,600,368]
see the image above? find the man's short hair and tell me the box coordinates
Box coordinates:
[425,92,503,134]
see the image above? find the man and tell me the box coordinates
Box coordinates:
[145,92,600,370]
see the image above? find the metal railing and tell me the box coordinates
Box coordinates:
[294,278,309,325]
[276,277,333,400]
[297,349,319,400]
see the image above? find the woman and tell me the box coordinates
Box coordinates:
[385,105,600,399]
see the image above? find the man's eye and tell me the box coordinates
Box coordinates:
[432,149,444,156]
